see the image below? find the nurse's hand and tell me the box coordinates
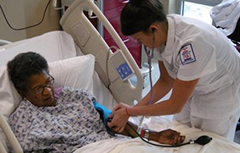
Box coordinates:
[108,105,131,132]
[111,103,129,114]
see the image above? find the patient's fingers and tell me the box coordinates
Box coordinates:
[108,120,114,128]
[110,126,122,133]
[177,136,182,144]
[167,129,180,140]
[172,132,180,145]
[107,122,111,129]
[119,126,125,133]
[172,135,185,145]
[158,129,186,145]
[108,113,113,119]
[169,129,180,135]
[179,135,185,143]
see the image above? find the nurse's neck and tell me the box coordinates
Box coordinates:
[157,21,168,46]
[162,21,168,45]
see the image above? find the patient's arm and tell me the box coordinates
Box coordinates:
[94,101,185,145]
[108,121,185,145]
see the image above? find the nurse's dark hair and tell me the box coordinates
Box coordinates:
[121,0,167,36]
[7,52,49,93]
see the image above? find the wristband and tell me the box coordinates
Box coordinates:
[137,126,142,135]
[140,127,145,137]
[136,126,142,137]
[136,126,145,137]
[144,129,149,140]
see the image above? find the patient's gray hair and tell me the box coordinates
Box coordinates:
[7,52,49,93]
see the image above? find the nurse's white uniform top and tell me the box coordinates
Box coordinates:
[155,14,240,120]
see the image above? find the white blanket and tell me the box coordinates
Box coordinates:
[75,117,240,153]
[8,87,111,153]
[210,0,240,36]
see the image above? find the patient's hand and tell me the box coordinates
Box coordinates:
[157,129,185,145]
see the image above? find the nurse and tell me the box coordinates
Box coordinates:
[108,0,240,141]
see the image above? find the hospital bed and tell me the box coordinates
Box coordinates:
[0,0,240,152]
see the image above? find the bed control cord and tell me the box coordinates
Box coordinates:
[126,122,212,148]
[0,0,51,30]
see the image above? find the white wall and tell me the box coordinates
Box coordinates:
[0,0,61,42]
[0,0,26,42]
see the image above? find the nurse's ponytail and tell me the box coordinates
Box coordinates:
[120,0,167,36]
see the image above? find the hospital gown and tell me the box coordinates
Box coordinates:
[8,87,112,153]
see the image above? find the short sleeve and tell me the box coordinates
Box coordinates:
[177,36,217,81]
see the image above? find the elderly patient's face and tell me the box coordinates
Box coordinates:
[24,70,56,107]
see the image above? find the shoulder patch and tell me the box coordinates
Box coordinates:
[179,44,196,65]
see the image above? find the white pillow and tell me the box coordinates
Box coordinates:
[0,31,77,66]
[49,54,95,92]
[0,66,22,118]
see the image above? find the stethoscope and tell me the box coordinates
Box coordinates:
[133,29,213,147]
[137,30,155,127]
[143,30,155,106]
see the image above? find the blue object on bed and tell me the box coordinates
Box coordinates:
[93,101,115,136]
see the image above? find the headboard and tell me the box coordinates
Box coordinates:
[60,0,143,105]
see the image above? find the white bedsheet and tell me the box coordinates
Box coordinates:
[74,117,240,153]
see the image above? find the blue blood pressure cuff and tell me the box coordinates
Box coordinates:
[93,101,115,136]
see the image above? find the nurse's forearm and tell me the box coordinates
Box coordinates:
[129,99,181,116]
[136,78,173,107]
[129,78,199,116]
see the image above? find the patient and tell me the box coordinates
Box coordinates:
[7,52,185,153]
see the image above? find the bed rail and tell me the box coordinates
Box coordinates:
[0,39,11,46]
[60,0,143,105]
[0,113,23,153]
